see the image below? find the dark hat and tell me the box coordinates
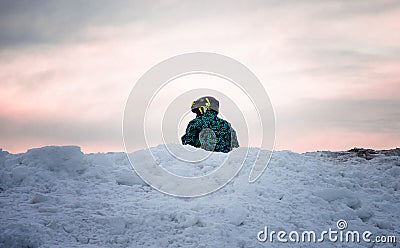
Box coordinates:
[191,96,219,113]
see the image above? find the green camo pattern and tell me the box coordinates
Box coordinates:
[181,110,239,153]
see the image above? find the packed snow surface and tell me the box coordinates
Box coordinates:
[0,145,399,247]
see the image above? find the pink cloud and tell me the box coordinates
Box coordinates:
[276,129,399,153]
[1,2,399,153]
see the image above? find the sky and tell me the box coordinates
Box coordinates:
[0,0,399,153]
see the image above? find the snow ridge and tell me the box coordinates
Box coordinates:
[0,145,399,247]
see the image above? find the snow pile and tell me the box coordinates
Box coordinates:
[0,145,399,247]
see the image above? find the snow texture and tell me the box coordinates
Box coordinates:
[0,145,399,247]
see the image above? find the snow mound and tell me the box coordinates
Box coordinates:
[0,145,399,247]
[149,144,230,177]
[313,188,361,209]
[23,146,87,174]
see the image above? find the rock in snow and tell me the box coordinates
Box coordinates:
[0,144,399,247]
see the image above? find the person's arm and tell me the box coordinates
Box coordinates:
[231,128,239,148]
[181,120,201,147]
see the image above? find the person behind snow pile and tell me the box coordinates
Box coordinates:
[181,96,239,153]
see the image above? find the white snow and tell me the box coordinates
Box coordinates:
[0,145,399,247]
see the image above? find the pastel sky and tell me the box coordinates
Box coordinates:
[1,0,399,153]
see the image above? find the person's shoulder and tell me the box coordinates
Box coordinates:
[216,116,231,126]
[189,116,203,125]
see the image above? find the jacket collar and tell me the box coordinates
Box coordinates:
[204,110,218,117]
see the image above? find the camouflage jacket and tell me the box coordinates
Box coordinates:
[181,110,239,153]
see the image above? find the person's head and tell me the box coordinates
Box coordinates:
[191,96,219,116]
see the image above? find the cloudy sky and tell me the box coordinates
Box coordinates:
[1,0,399,153]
